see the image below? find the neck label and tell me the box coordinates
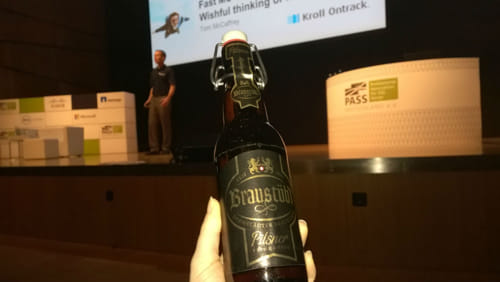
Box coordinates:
[225,43,261,109]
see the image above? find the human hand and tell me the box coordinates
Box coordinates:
[189,197,317,282]
[160,97,170,107]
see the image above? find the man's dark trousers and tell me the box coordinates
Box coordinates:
[148,96,172,152]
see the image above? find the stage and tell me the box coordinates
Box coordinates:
[1,143,500,282]
[1,141,500,174]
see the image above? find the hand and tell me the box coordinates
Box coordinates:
[144,100,150,108]
[160,97,170,107]
[189,197,317,282]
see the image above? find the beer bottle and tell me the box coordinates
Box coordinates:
[211,30,307,282]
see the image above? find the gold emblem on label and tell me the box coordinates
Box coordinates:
[248,157,273,175]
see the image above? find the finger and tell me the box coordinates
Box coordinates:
[298,219,308,247]
[191,197,221,266]
[304,250,317,282]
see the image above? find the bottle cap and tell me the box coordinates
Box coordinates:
[222,30,248,45]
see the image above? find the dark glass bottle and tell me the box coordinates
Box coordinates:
[211,31,307,282]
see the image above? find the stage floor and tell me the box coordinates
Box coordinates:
[1,141,499,173]
[0,144,330,168]
[0,234,189,282]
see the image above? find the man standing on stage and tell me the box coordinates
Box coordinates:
[144,49,176,154]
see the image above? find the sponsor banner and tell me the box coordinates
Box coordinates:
[9,140,22,159]
[23,138,59,159]
[0,141,9,159]
[125,122,137,139]
[0,114,19,129]
[14,128,39,138]
[84,139,100,155]
[71,109,100,125]
[0,99,20,115]
[0,128,15,139]
[327,58,480,114]
[100,122,137,139]
[72,93,98,110]
[97,92,136,109]
[80,124,101,139]
[38,128,67,141]
[326,57,482,159]
[100,138,138,154]
[128,137,138,153]
[72,108,136,128]
[38,127,84,157]
[99,108,136,123]
[46,111,73,127]
[18,113,47,128]
[20,97,45,113]
[44,95,72,112]
[100,124,125,139]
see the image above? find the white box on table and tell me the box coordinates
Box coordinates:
[23,138,59,159]
[38,127,84,157]
[0,140,9,159]
[9,139,24,159]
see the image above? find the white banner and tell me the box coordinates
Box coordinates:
[149,0,386,66]
[326,58,482,159]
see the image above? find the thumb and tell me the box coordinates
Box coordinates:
[191,197,222,267]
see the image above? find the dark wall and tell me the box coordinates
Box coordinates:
[3,0,499,150]
[106,0,500,150]
[103,0,152,151]
[0,1,109,97]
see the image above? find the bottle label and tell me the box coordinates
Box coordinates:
[224,42,261,110]
[218,149,305,274]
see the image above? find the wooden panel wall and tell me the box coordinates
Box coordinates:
[0,175,217,256]
[293,171,500,281]
[0,1,109,99]
[1,169,500,281]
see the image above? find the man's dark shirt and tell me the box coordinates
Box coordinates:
[150,65,175,96]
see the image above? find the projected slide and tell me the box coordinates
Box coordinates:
[149,0,386,66]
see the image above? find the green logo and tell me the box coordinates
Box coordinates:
[0,101,17,112]
[20,97,45,113]
[101,125,123,135]
[369,78,398,102]
[84,139,100,155]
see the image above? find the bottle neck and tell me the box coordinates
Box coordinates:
[223,90,268,125]
[221,41,269,125]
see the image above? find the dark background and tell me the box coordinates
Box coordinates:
[2,0,499,151]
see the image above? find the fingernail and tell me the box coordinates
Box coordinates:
[207,196,215,214]
[299,219,308,227]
